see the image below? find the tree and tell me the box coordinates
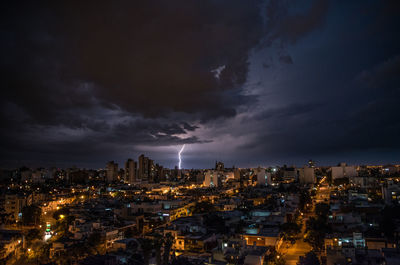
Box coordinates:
[234,219,246,233]
[139,238,154,265]
[280,222,301,240]
[306,217,328,232]
[22,205,41,225]
[26,228,42,242]
[87,232,104,254]
[314,203,330,218]
[305,217,330,251]
[53,213,75,238]
[264,247,285,265]
[298,251,320,265]
[203,213,228,234]
[190,201,216,214]
[299,190,312,211]
[304,230,325,251]
[163,233,173,265]
[380,205,400,240]
[52,207,69,221]
[152,234,164,265]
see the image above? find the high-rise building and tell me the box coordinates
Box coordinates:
[203,170,219,187]
[138,155,148,180]
[138,154,154,181]
[215,161,225,171]
[149,161,157,182]
[234,168,241,180]
[154,164,164,183]
[125,159,137,184]
[298,167,315,184]
[106,161,118,183]
[256,168,271,186]
[330,163,357,179]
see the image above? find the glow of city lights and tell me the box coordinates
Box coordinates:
[178,144,185,169]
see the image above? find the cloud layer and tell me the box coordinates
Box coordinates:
[1,0,399,168]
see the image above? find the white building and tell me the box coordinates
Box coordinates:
[298,167,315,184]
[125,159,137,184]
[106,161,119,183]
[331,163,357,179]
[5,193,33,221]
[203,170,219,187]
[256,168,271,186]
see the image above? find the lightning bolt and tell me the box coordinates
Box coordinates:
[178,144,185,169]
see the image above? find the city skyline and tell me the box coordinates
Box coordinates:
[1,0,399,168]
[2,2,400,264]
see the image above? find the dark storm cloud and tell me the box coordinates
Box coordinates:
[265,0,330,45]
[356,54,400,91]
[1,0,265,123]
[278,54,293,64]
[106,119,209,145]
[0,110,209,167]
[262,63,271,69]
[181,122,199,132]
[0,0,268,166]
[232,0,400,166]
[239,52,400,164]
[255,103,321,120]
[345,55,400,150]
[2,0,398,168]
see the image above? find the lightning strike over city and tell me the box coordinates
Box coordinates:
[178,144,185,169]
[1,1,400,264]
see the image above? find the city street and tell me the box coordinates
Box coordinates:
[280,217,312,265]
[284,238,312,265]
[281,178,331,264]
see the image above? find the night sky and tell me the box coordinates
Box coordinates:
[1,0,400,169]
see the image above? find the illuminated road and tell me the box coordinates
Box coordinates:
[281,219,312,265]
[284,238,312,265]
[282,178,330,265]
